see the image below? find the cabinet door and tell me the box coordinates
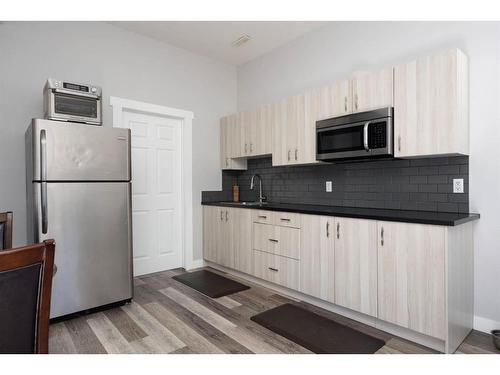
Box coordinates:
[233,208,252,274]
[216,208,234,269]
[285,94,304,165]
[220,117,230,169]
[271,99,288,166]
[220,115,246,170]
[228,114,242,158]
[254,105,272,155]
[377,222,446,339]
[299,215,335,303]
[334,217,378,317]
[316,79,352,120]
[202,206,219,263]
[352,68,393,112]
[394,48,469,157]
[238,111,248,157]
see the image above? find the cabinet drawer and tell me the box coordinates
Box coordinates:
[253,223,300,260]
[252,210,273,225]
[253,250,300,290]
[273,211,301,228]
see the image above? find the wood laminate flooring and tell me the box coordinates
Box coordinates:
[49,267,499,354]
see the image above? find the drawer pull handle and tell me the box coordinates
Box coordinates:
[280,218,291,222]
[220,211,224,221]
[381,227,384,246]
[268,239,279,243]
[258,215,267,219]
[337,222,340,239]
[268,267,279,272]
[326,221,330,238]
[225,211,228,221]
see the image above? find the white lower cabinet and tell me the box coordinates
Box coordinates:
[334,217,378,317]
[377,222,446,339]
[203,206,474,352]
[299,215,335,303]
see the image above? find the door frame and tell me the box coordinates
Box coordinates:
[110,96,196,270]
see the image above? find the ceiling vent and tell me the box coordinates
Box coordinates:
[231,34,252,47]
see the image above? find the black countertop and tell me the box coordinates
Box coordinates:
[202,201,480,226]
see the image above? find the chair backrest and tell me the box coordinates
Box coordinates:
[0,211,13,250]
[0,240,55,354]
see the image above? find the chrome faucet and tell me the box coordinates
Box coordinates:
[250,174,267,204]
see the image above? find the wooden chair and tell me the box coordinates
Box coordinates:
[0,240,55,354]
[0,211,13,250]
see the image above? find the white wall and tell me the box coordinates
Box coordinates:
[0,21,236,260]
[237,21,500,331]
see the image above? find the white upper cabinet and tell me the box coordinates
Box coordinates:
[237,107,272,158]
[351,67,394,113]
[394,48,469,157]
[220,115,246,170]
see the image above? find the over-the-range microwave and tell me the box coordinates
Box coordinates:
[316,107,394,162]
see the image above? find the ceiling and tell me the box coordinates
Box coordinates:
[110,21,328,66]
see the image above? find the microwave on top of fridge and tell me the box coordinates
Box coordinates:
[316,107,394,162]
[43,78,102,125]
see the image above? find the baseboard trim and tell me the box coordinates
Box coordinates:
[205,261,446,353]
[473,315,500,334]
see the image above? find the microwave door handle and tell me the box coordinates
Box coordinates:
[363,121,371,151]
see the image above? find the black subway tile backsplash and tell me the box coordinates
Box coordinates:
[210,156,469,213]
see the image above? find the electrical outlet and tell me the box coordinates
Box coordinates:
[326,181,333,192]
[453,178,464,193]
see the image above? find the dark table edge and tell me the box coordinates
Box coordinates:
[201,201,480,226]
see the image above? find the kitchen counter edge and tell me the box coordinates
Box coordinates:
[201,201,480,226]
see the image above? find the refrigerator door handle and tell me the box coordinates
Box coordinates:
[40,129,48,234]
[40,129,47,180]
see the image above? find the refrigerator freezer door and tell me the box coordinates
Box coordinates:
[29,119,130,181]
[34,182,133,318]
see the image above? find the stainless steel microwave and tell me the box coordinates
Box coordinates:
[43,78,102,125]
[316,107,394,162]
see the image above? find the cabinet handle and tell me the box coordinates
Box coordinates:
[245,143,248,153]
[326,221,330,238]
[268,267,279,272]
[225,211,228,222]
[398,135,401,152]
[336,222,340,239]
[295,149,298,161]
[250,143,253,152]
[258,215,267,219]
[381,227,384,246]
[287,149,291,161]
[280,218,291,222]
[355,93,358,111]
[226,157,229,167]
[220,211,224,221]
[268,238,279,243]
[344,96,348,112]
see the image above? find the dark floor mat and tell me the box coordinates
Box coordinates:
[172,270,250,298]
[251,303,385,354]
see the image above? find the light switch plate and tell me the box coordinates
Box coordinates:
[453,178,464,193]
[326,181,333,192]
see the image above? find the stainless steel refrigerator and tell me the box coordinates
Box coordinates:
[25,119,133,319]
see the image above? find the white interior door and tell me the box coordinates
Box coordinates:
[122,110,183,276]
